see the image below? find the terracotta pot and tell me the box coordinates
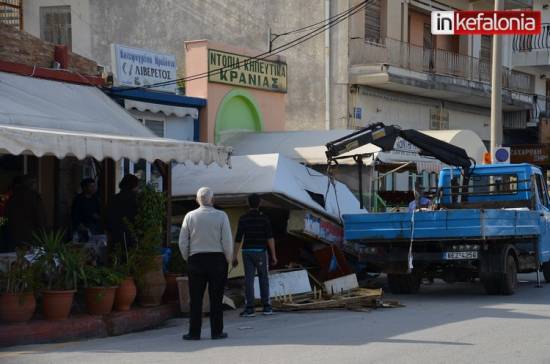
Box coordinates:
[0,292,36,323]
[42,290,75,320]
[114,277,137,311]
[137,256,166,307]
[85,286,117,315]
[163,273,183,303]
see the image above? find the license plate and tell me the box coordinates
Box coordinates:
[444,251,478,260]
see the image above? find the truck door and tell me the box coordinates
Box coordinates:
[535,173,550,263]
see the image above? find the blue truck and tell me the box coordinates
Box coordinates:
[325,123,550,295]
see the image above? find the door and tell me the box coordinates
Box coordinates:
[423,22,434,71]
[535,173,550,264]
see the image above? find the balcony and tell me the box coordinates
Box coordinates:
[512,23,550,70]
[350,38,535,111]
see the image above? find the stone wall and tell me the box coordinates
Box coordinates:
[0,23,98,74]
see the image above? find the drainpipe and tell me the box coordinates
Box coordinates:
[490,0,504,161]
[325,0,331,130]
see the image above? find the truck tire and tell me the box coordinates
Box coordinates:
[387,273,420,294]
[542,262,550,283]
[499,254,518,295]
[480,273,501,295]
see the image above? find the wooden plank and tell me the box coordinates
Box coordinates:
[323,274,359,294]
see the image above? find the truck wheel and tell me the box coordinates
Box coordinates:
[480,273,501,295]
[387,273,420,294]
[499,254,518,295]
[542,262,550,283]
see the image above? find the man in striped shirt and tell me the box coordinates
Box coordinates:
[233,194,277,317]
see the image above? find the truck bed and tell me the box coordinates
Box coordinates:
[343,209,541,242]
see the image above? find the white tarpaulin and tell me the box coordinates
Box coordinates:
[0,71,230,166]
[172,153,363,220]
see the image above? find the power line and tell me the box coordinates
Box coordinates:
[120,0,370,91]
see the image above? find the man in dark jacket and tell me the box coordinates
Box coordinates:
[4,175,47,251]
[71,178,102,242]
[105,174,139,259]
[233,194,277,317]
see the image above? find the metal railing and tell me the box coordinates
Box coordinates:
[513,23,550,52]
[351,38,535,94]
[0,0,22,30]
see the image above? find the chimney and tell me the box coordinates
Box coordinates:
[54,45,70,69]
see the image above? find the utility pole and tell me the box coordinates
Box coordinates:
[490,0,504,162]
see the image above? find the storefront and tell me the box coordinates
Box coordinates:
[184,41,287,143]
[0,68,230,251]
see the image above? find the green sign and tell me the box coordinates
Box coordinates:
[208,49,287,93]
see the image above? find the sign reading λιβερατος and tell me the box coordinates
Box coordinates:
[207,49,287,93]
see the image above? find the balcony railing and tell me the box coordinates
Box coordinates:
[351,38,534,94]
[0,0,22,30]
[513,23,550,52]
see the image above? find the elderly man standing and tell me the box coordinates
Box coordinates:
[179,187,233,341]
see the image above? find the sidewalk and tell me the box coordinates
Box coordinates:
[0,303,179,348]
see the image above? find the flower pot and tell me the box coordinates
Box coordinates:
[42,290,75,320]
[85,286,117,315]
[114,277,137,311]
[0,292,36,323]
[163,273,183,303]
[137,256,166,307]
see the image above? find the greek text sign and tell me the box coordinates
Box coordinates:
[111,44,177,93]
[208,49,287,93]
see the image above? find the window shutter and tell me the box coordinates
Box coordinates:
[144,119,165,137]
[364,0,381,43]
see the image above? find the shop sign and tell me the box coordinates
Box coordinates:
[392,137,419,156]
[207,49,287,93]
[510,144,550,164]
[111,44,177,93]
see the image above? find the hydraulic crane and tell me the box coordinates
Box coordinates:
[325,122,475,208]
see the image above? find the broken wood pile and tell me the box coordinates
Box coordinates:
[271,288,402,312]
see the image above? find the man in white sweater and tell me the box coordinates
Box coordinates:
[179,187,233,340]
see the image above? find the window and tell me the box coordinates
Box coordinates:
[480,35,492,64]
[40,6,72,49]
[364,0,382,44]
[430,108,449,130]
[535,174,548,208]
[468,174,518,195]
[144,119,165,137]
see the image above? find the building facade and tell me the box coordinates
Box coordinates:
[11,0,544,145]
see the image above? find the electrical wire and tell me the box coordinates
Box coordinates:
[120,0,371,91]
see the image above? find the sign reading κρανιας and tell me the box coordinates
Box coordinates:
[207,49,287,93]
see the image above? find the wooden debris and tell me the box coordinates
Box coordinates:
[271,288,399,312]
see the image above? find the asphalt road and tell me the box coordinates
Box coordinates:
[2,273,550,364]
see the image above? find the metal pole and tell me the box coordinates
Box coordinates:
[490,0,504,162]
[325,0,331,130]
[357,157,364,209]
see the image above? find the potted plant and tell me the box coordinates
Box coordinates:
[128,184,167,307]
[0,249,40,323]
[83,265,123,315]
[34,230,85,320]
[163,243,186,303]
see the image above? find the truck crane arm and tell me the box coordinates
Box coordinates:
[325,122,473,171]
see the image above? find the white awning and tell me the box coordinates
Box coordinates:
[124,99,199,119]
[172,154,363,220]
[0,72,230,166]
[222,129,487,172]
